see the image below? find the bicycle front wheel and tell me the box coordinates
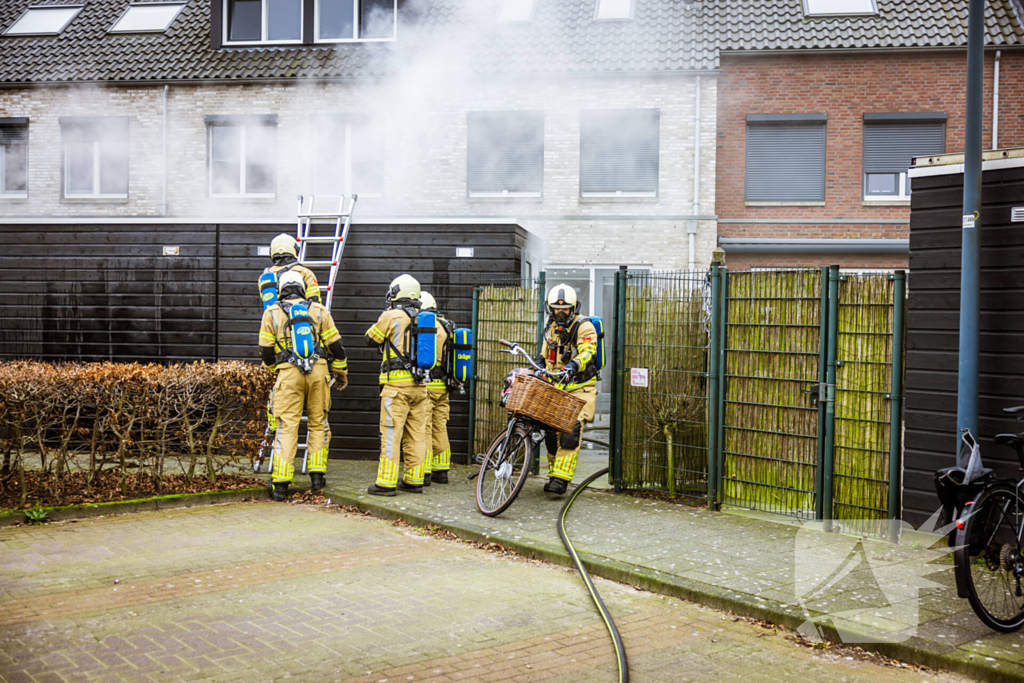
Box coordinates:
[956,483,1024,632]
[476,424,533,517]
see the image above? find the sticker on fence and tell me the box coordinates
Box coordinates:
[630,368,649,387]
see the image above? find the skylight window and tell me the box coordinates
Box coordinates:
[596,0,632,20]
[110,3,185,33]
[498,0,534,22]
[804,0,876,16]
[4,5,83,36]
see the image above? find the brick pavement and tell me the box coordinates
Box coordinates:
[0,501,974,683]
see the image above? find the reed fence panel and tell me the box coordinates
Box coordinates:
[471,280,540,455]
[619,271,710,497]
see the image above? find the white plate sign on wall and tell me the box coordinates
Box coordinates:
[1012,207,1024,222]
[630,368,649,388]
[163,246,179,256]
[456,247,474,258]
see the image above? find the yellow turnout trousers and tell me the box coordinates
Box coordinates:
[270,360,331,483]
[377,384,429,487]
[425,387,451,473]
[547,384,598,482]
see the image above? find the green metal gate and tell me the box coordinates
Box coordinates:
[467,276,544,457]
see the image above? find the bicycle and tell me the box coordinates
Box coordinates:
[472,339,571,517]
[942,406,1024,632]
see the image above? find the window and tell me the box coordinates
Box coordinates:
[863,113,945,201]
[225,0,301,43]
[59,117,129,199]
[110,3,185,33]
[467,111,543,197]
[745,114,826,202]
[804,0,876,16]
[595,0,632,20]
[0,119,28,198]
[4,5,83,36]
[498,0,534,22]
[316,0,396,41]
[205,115,277,198]
[311,115,384,196]
[580,109,659,197]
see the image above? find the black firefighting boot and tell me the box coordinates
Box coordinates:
[421,472,432,487]
[543,477,568,495]
[397,480,423,493]
[431,470,449,484]
[268,481,289,502]
[367,483,397,497]
[310,472,326,492]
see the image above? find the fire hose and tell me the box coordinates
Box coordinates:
[558,466,629,683]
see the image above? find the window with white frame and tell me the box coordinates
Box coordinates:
[863,113,945,201]
[0,119,28,198]
[225,0,302,43]
[467,111,543,197]
[804,0,876,16]
[579,109,659,197]
[315,0,396,41]
[4,5,83,36]
[498,0,535,22]
[595,0,632,20]
[110,2,185,33]
[59,117,129,199]
[312,114,384,196]
[205,115,277,198]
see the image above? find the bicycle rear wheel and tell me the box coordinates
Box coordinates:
[955,483,1024,632]
[476,424,533,517]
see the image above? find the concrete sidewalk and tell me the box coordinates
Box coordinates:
[317,460,1024,683]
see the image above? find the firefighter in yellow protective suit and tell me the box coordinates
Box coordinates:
[259,233,325,451]
[541,284,599,495]
[364,274,429,496]
[259,271,348,501]
[419,292,453,485]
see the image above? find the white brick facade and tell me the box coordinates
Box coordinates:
[0,74,717,270]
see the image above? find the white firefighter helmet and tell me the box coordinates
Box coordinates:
[270,233,298,259]
[420,291,437,311]
[547,283,579,324]
[387,274,421,304]
[277,270,306,297]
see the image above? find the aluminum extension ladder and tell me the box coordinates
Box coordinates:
[255,194,358,477]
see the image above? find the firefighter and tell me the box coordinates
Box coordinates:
[259,233,326,454]
[420,291,453,485]
[541,283,599,495]
[259,271,348,501]
[364,274,429,496]
[262,233,322,303]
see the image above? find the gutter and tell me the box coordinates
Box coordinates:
[689,75,701,271]
[719,238,909,255]
[993,50,1001,150]
[161,84,168,216]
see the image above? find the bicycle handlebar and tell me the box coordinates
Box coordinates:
[500,339,570,384]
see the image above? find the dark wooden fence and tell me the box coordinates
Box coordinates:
[0,220,526,462]
[905,161,1024,526]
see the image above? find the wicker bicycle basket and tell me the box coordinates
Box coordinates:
[505,374,585,433]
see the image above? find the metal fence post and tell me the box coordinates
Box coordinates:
[888,270,907,542]
[535,271,547,357]
[715,268,728,509]
[613,265,628,492]
[822,265,840,529]
[815,266,829,521]
[467,287,480,465]
[707,264,722,504]
[609,269,622,487]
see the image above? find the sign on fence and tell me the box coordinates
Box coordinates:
[630,368,649,388]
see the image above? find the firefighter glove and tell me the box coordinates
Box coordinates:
[563,360,580,382]
[334,370,349,391]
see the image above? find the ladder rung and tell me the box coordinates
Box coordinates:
[299,236,343,243]
[319,285,331,291]
[297,211,352,219]
[300,260,337,267]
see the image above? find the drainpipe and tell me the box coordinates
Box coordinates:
[690,75,701,271]
[162,85,169,216]
[993,50,1001,150]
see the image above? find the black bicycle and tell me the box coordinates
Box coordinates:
[473,340,569,517]
[942,406,1024,631]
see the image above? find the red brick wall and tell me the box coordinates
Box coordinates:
[716,49,1024,269]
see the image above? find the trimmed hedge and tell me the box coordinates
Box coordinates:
[0,361,272,505]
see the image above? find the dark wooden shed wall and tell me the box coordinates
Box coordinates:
[0,221,526,463]
[905,164,1024,526]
